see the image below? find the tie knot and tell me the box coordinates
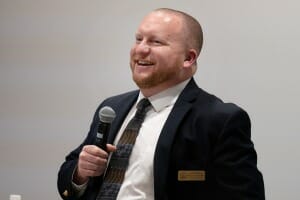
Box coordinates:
[136,98,151,113]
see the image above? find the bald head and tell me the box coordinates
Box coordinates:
[152,8,203,56]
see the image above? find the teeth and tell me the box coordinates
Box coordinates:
[137,60,153,65]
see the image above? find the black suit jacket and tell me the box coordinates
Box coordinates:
[57,78,265,200]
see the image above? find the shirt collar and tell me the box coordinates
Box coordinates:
[137,78,190,112]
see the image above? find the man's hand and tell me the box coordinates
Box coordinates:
[73,144,117,185]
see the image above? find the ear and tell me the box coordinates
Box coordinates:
[183,49,197,68]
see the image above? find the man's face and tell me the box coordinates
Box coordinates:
[130,12,187,91]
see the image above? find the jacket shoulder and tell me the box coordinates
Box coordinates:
[194,87,248,118]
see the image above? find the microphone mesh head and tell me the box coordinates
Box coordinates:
[99,106,116,123]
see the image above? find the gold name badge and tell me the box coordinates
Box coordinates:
[178,170,206,181]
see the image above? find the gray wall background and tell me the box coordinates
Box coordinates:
[1,0,299,199]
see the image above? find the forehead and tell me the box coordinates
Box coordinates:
[137,11,183,37]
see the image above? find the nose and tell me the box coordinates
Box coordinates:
[135,41,150,55]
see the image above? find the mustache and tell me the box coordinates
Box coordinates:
[132,56,154,63]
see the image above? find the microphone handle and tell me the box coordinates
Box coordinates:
[95,122,110,151]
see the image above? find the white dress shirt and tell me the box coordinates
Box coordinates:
[115,79,189,200]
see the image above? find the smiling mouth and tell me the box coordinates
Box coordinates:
[136,60,154,66]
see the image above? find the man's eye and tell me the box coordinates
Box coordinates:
[154,40,161,44]
[135,37,142,43]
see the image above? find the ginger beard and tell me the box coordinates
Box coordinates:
[130,55,183,90]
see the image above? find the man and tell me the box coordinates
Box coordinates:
[57,8,265,200]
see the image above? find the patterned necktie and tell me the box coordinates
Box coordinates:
[96,98,152,200]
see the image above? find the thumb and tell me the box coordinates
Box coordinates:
[106,144,117,152]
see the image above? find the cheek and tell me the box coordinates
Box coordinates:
[157,53,174,66]
[130,46,136,57]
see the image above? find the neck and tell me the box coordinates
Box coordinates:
[139,78,190,97]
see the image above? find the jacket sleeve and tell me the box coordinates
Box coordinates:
[212,106,265,199]
[57,105,100,200]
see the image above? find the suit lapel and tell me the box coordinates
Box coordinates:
[153,78,200,200]
[107,91,139,144]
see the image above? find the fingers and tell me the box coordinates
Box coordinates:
[78,154,107,174]
[83,145,108,158]
[76,160,107,179]
[75,145,108,181]
[73,144,118,184]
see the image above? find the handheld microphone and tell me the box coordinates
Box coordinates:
[94,106,116,151]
